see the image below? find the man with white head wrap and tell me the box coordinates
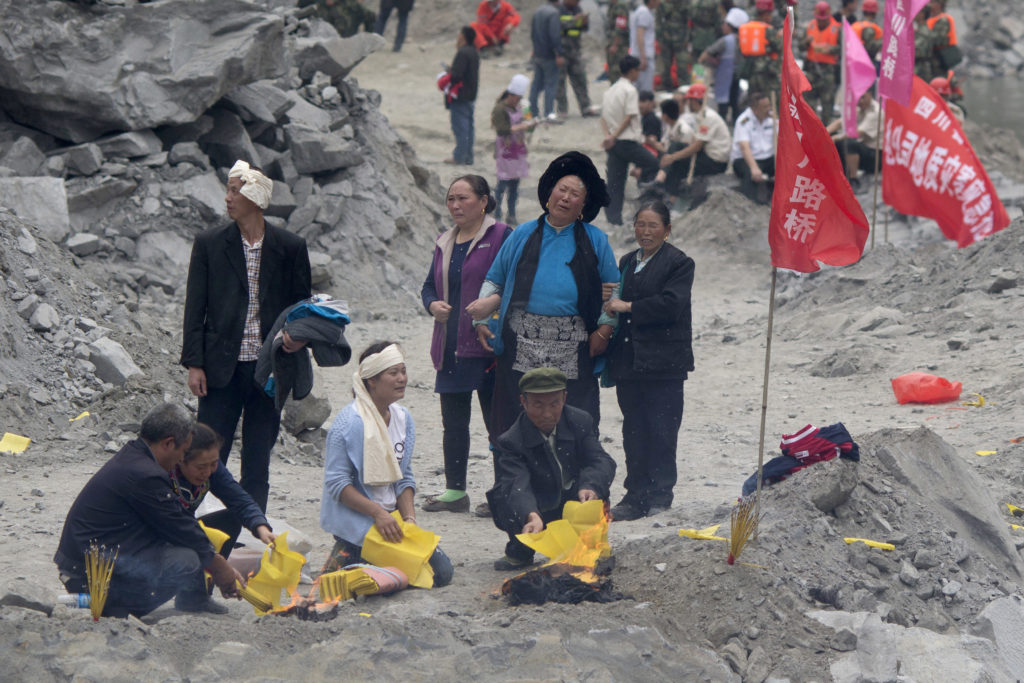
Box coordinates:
[181,159,311,549]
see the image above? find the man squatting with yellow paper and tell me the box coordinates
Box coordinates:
[486,367,617,571]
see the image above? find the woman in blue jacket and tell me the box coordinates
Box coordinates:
[320,341,454,586]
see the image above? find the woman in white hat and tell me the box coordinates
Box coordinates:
[490,73,538,226]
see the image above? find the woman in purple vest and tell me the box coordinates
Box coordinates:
[420,175,512,513]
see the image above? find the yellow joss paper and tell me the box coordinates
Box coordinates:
[678,524,728,541]
[1010,523,1024,531]
[362,512,439,589]
[243,531,306,614]
[843,537,895,551]
[517,519,581,561]
[1005,503,1024,517]
[975,450,997,456]
[0,432,30,454]
[515,500,611,568]
[961,393,986,407]
[69,411,90,423]
[199,521,230,553]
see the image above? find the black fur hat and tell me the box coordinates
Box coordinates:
[537,151,610,223]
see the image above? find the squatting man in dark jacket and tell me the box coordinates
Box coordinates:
[54,403,245,617]
[487,367,616,570]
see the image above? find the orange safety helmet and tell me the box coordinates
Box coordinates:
[862,0,878,12]
[686,83,708,100]
[814,1,831,18]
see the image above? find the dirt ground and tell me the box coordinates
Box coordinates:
[2,17,1024,683]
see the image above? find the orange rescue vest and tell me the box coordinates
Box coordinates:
[806,18,839,64]
[739,21,772,57]
[852,21,881,42]
[926,12,957,45]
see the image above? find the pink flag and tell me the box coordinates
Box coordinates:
[878,0,929,106]
[842,18,877,138]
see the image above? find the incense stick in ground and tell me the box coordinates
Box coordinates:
[727,497,763,565]
[84,542,118,621]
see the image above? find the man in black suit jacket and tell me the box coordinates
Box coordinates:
[181,161,311,533]
[486,367,616,570]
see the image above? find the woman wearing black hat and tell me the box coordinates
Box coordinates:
[466,151,621,442]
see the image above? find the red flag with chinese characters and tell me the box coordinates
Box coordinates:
[878,0,929,106]
[882,77,1009,247]
[769,13,869,273]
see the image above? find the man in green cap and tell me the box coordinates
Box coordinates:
[486,367,616,570]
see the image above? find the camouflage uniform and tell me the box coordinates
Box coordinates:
[606,0,632,83]
[744,23,782,104]
[556,2,592,114]
[656,0,692,89]
[314,0,375,38]
[799,23,839,122]
[913,20,936,83]
[690,0,721,57]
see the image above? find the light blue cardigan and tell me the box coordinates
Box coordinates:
[320,402,417,547]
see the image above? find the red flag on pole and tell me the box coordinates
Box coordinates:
[878,0,930,106]
[769,13,870,273]
[882,77,1010,247]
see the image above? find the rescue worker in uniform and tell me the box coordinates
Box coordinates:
[930,76,965,123]
[852,0,882,63]
[311,0,376,38]
[471,0,521,55]
[912,10,936,83]
[606,0,632,83]
[926,0,959,71]
[738,0,782,104]
[799,1,840,122]
[690,0,722,62]
[656,0,693,90]
[556,0,600,117]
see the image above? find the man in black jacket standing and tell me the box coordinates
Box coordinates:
[181,161,311,526]
[445,26,480,165]
[54,403,243,616]
[487,368,616,570]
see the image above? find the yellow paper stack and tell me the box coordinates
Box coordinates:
[319,567,384,602]
[243,532,307,614]
[362,511,440,588]
[515,499,610,568]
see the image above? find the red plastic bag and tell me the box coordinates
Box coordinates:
[891,372,963,404]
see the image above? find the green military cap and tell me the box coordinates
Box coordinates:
[519,367,568,394]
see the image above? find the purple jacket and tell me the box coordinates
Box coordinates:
[423,219,509,370]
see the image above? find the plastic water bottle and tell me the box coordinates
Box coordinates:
[57,593,90,608]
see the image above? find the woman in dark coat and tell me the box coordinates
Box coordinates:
[602,199,695,521]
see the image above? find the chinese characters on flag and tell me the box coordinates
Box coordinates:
[878,0,929,106]
[769,13,869,273]
[882,77,1009,247]
[842,18,877,139]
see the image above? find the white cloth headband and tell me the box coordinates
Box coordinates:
[228,160,273,210]
[358,344,405,380]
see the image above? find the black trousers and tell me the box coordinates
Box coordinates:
[504,496,572,562]
[664,146,728,197]
[605,139,659,225]
[734,156,775,204]
[615,379,685,511]
[198,360,281,515]
[439,374,495,491]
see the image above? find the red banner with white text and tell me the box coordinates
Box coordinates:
[769,13,869,273]
[882,77,1009,247]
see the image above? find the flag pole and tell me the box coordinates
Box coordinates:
[754,265,778,531]
[870,93,883,249]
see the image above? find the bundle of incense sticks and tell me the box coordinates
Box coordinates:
[237,581,273,612]
[727,496,763,565]
[84,542,118,621]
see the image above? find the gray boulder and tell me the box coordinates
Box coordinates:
[168,142,209,168]
[266,182,297,219]
[88,337,143,385]
[282,394,331,435]
[0,177,70,242]
[293,31,385,82]
[28,303,59,332]
[0,577,54,616]
[64,143,104,177]
[135,231,193,272]
[94,131,162,159]
[67,233,101,256]
[282,91,332,132]
[199,108,260,170]
[285,124,363,175]
[0,136,45,176]
[0,1,285,142]
[178,172,226,221]
[972,596,1024,676]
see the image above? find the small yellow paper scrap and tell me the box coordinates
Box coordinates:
[678,524,728,541]
[0,433,30,454]
[961,393,986,407]
[1005,503,1024,517]
[69,411,90,423]
[975,450,997,456]
[843,537,895,551]
[359,612,372,617]
[1009,524,1024,531]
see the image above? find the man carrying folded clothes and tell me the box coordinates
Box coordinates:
[487,367,616,570]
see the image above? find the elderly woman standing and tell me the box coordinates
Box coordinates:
[602,199,694,521]
[420,176,511,513]
[321,342,453,586]
[467,151,620,440]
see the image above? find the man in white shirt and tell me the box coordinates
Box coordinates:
[629,0,659,92]
[601,55,660,225]
[658,83,731,203]
[730,91,775,204]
